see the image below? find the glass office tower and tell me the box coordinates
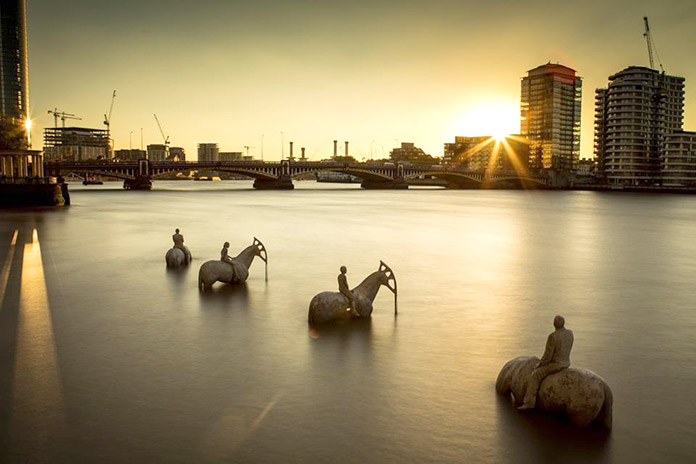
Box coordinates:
[0,0,29,120]
[521,63,582,172]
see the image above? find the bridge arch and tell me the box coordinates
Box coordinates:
[289,166,394,182]
[402,170,484,183]
[148,164,279,180]
[60,168,135,181]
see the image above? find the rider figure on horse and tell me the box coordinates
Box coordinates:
[338,265,359,317]
[172,228,189,264]
[221,242,239,281]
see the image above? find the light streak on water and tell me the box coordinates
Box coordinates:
[0,230,19,308]
[10,228,66,456]
[251,392,283,431]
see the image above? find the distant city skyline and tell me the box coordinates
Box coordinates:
[24,0,696,160]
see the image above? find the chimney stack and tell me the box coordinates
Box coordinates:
[289,141,294,158]
[345,141,349,157]
[333,140,338,158]
[301,147,306,160]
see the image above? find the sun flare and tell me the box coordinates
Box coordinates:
[455,100,519,139]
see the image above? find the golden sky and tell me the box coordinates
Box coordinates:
[26,0,696,160]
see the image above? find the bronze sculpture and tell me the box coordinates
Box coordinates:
[198,238,267,290]
[165,228,192,267]
[337,265,357,315]
[496,316,613,428]
[518,315,574,410]
[308,261,397,324]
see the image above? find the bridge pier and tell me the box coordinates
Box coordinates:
[361,179,408,190]
[254,160,294,189]
[253,177,294,190]
[123,159,153,190]
[123,177,152,190]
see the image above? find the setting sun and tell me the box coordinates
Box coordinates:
[455,100,519,139]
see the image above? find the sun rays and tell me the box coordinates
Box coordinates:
[451,134,531,182]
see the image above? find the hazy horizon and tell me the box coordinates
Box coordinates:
[26,0,696,160]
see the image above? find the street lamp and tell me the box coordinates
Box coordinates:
[281,132,284,160]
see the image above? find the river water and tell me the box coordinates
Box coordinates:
[1,181,695,463]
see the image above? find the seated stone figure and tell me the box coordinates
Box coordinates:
[220,242,238,280]
[496,315,612,428]
[518,315,574,410]
[165,228,192,267]
[172,228,189,264]
[338,265,358,316]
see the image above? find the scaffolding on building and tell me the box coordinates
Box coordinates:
[43,127,110,161]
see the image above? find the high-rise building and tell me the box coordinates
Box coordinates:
[593,88,608,178]
[43,127,109,161]
[198,143,219,162]
[661,131,696,187]
[594,66,685,185]
[0,0,29,121]
[443,135,530,171]
[520,63,582,172]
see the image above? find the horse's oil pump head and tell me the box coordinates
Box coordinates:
[379,260,398,315]
[253,237,268,281]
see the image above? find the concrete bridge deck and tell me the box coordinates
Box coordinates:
[44,159,550,190]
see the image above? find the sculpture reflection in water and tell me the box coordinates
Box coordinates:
[496,316,613,428]
[198,238,268,291]
[166,228,192,267]
[308,261,397,324]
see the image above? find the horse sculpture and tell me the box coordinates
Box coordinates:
[496,356,613,429]
[308,261,397,324]
[198,238,268,290]
[166,246,192,267]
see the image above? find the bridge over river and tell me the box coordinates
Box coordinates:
[45,159,551,190]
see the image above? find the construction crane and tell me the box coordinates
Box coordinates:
[47,108,81,128]
[244,145,255,157]
[643,16,664,72]
[103,91,116,133]
[103,90,116,158]
[153,113,170,152]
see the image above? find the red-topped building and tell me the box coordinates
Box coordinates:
[520,63,582,172]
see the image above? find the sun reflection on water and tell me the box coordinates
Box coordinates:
[11,228,66,455]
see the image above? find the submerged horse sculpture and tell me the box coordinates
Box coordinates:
[308,261,397,324]
[166,246,192,267]
[496,356,613,428]
[198,238,268,290]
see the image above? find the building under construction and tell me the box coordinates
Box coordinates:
[43,127,110,161]
[594,19,686,185]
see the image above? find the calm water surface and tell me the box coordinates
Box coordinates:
[1,181,695,463]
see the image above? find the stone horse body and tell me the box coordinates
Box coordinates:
[198,238,267,290]
[496,356,613,428]
[308,261,397,324]
[166,246,192,267]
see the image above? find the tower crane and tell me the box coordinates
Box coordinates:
[47,108,81,128]
[104,90,116,158]
[643,16,664,72]
[244,145,255,157]
[153,114,170,157]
